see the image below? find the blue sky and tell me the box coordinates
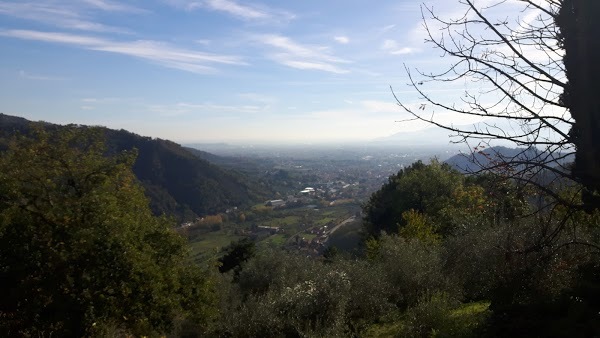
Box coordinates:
[0,0,535,143]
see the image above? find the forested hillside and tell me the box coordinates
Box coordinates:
[0,114,265,220]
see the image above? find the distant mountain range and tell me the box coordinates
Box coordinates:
[0,114,266,221]
[445,146,574,173]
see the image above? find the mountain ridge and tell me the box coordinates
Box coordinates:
[444,145,574,173]
[0,113,265,221]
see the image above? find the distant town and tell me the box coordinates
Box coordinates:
[178,143,462,257]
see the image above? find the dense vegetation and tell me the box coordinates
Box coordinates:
[0,114,266,221]
[3,130,598,336]
[2,1,600,337]
[203,158,599,337]
[106,128,264,219]
[0,128,215,336]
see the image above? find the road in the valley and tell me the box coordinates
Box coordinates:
[326,215,356,236]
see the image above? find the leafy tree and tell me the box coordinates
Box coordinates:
[217,249,393,337]
[399,210,441,245]
[218,237,256,278]
[363,160,463,238]
[0,128,215,337]
[371,234,455,308]
[323,245,340,263]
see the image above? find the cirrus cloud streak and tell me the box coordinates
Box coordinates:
[0,29,246,74]
[256,34,350,74]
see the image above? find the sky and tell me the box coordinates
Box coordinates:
[0,0,545,144]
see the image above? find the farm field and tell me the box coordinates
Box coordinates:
[186,203,361,261]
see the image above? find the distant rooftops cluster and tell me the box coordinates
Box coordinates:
[300,187,315,194]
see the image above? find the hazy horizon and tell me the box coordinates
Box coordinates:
[0,0,525,143]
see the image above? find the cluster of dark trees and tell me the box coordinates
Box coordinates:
[2,0,600,337]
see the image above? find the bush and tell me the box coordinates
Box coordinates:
[373,234,458,308]
[216,249,397,337]
[398,293,490,338]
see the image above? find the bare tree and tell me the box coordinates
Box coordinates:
[394,0,577,208]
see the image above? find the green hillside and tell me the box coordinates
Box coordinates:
[0,114,266,221]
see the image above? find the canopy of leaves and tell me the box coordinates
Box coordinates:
[0,128,215,337]
[218,237,256,278]
[362,160,464,238]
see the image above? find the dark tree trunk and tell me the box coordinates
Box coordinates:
[558,0,600,210]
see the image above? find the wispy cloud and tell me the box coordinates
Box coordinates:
[204,0,268,19]
[168,0,295,22]
[334,36,349,44]
[147,102,265,117]
[81,97,132,103]
[1,30,246,74]
[195,39,211,46]
[18,70,68,81]
[238,92,276,106]
[392,3,421,12]
[0,1,141,33]
[379,24,396,34]
[81,0,147,13]
[256,34,350,74]
[381,39,418,55]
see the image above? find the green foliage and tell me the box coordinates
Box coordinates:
[322,245,340,263]
[215,249,394,337]
[0,128,215,337]
[208,176,600,337]
[484,257,600,337]
[218,237,256,277]
[364,298,490,338]
[442,225,504,301]
[363,160,463,238]
[399,210,441,245]
[105,128,261,220]
[364,236,381,260]
[436,185,489,232]
[0,114,267,222]
[464,174,529,224]
[218,250,349,337]
[399,294,489,338]
[400,292,459,338]
[371,234,456,308]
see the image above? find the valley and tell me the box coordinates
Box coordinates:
[181,143,461,259]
